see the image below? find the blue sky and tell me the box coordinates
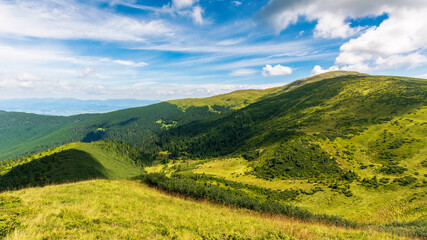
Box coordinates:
[0,0,426,100]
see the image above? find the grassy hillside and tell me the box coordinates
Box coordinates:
[0,179,414,239]
[142,74,426,227]
[154,75,426,162]
[0,71,370,162]
[0,141,144,191]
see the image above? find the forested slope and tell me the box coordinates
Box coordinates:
[151,75,427,179]
[0,71,367,161]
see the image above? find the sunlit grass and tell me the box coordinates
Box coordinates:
[2,179,413,239]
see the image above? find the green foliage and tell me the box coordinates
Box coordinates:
[341,170,359,182]
[393,176,418,186]
[253,138,342,179]
[241,150,259,161]
[361,176,380,188]
[380,165,407,175]
[142,173,357,228]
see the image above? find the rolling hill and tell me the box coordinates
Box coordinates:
[0,141,144,191]
[141,73,426,227]
[0,71,368,161]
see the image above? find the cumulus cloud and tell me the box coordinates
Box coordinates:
[259,0,427,71]
[311,65,339,75]
[335,5,427,71]
[0,0,172,41]
[262,64,292,76]
[258,0,426,39]
[230,68,257,76]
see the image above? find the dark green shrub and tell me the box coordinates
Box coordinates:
[361,176,380,188]
[380,165,407,174]
[241,150,259,161]
[393,176,417,186]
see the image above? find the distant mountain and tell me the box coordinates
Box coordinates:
[0,98,160,116]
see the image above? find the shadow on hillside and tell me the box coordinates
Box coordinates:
[0,149,108,192]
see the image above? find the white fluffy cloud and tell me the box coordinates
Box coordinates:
[259,0,427,71]
[259,0,427,39]
[262,64,292,76]
[335,6,427,71]
[310,65,339,76]
[0,0,172,41]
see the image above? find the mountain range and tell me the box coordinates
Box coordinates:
[0,98,159,116]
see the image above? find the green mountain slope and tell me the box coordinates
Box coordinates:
[143,74,426,225]
[0,111,92,159]
[0,103,226,161]
[0,141,144,191]
[0,71,367,161]
[155,75,426,162]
